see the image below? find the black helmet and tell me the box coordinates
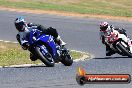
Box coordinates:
[100,22,108,31]
[14,17,26,32]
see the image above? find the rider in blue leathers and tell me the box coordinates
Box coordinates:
[14,17,66,61]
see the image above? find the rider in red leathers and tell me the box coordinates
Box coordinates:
[99,22,127,56]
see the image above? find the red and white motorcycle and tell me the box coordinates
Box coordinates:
[104,29,132,57]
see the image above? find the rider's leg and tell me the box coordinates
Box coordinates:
[16,34,38,61]
[46,27,66,46]
[16,34,21,45]
[119,29,127,36]
[56,35,66,46]
[105,43,115,56]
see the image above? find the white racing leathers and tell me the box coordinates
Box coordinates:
[100,26,132,54]
[18,27,36,45]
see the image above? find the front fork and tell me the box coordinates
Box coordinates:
[116,33,132,53]
[127,40,132,53]
[39,45,48,55]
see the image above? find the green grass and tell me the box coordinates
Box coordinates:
[0,41,86,66]
[0,0,132,17]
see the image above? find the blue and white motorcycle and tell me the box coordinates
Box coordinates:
[28,29,73,67]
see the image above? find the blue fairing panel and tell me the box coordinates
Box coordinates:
[36,35,57,58]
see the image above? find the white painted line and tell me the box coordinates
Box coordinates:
[0,40,18,44]
[0,40,93,68]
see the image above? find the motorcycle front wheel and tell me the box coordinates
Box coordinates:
[116,41,132,57]
[35,46,55,67]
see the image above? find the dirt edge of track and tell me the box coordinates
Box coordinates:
[0,6,132,22]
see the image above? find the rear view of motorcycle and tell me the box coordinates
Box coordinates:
[105,29,132,57]
[28,29,73,67]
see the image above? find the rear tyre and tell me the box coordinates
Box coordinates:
[35,46,55,67]
[116,42,132,57]
[60,47,73,66]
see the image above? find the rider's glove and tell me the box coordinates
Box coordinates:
[22,42,29,50]
[27,23,33,27]
[122,28,126,32]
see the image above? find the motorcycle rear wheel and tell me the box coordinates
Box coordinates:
[60,47,73,66]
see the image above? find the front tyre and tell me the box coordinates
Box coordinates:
[116,42,132,57]
[35,46,55,67]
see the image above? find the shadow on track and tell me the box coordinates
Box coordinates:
[93,56,130,59]
[27,65,47,68]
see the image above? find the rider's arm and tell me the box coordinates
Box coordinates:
[19,32,29,50]
[28,23,47,32]
[99,31,105,44]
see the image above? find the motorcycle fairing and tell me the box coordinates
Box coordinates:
[35,35,57,58]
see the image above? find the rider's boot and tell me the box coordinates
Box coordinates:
[30,53,37,61]
[106,50,115,56]
[56,35,66,47]
[106,46,115,56]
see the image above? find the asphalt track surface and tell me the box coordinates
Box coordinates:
[0,10,132,88]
